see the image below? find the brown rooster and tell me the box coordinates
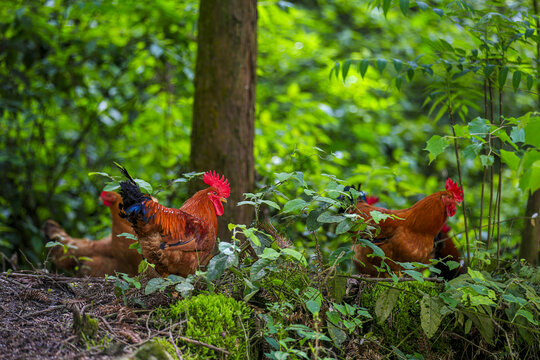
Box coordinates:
[351,178,463,277]
[117,165,230,277]
[44,191,141,276]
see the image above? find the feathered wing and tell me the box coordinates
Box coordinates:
[116,164,209,250]
[137,199,209,249]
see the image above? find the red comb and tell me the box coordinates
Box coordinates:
[445,178,463,203]
[366,195,379,205]
[203,171,230,198]
[441,223,451,234]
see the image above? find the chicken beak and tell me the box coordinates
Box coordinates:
[221,198,227,203]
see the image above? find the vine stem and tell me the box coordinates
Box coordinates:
[448,104,471,267]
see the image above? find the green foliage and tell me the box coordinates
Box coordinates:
[168,293,252,359]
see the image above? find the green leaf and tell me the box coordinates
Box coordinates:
[317,211,345,223]
[336,219,353,234]
[484,64,496,78]
[327,321,347,346]
[527,74,534,90]
[306,299,321,315]
[175,279,194,298]
[145,278,167,295]
[500,149,520,171]
[342,59,352,80]
[524,117,540,148]
[375,288,400,323]
[407,68,415,81]
[463,143,483,159]
[118,232,137,240]
[275,172,293,182]
[134,179,153,194]
[424,135,449,164]
[480,155,494,167]
[417,1,428,11]
[359,59,369,78]
[283,199,307,213]
[392,58,403,72]
[498,66,509,88]
[446,261,460,270]
[260,247,281,261]
[420,295,444,338]
[512,70,521,91]
[510,127,525,143]
[399,0,409,15]
[468,117,490,135]
[357,239,385,258]
[281,248,307,266]
[517,309,538,326]
[465,313,494,345]
[306,208,325,232]
[376,58,387,73]
[327,276,347,303]
[369,210,394,224]
[433,8,444,17]
[103,181,120,191]
[382,0,392,17]
[88,172,112,178]
[403,270,424,282]
[334,61,340,80]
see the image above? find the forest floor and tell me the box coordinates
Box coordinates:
[0,270,172,360]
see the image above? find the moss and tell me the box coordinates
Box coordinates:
[168,293,252,359]
[72,308,98,339]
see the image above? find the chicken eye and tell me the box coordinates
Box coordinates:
[213,191,218,195]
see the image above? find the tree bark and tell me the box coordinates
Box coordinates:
[190,0,257,242]
[520,190,540,265]
[519,0,540,265]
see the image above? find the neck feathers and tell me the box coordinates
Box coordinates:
[405,192,448,234]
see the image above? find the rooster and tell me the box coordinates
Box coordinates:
[43,191,141,276]
[116,165,230,277]
[349,178,463,277]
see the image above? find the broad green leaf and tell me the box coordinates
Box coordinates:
[359,59,369,78]
[465,312,494,345]
[376,58,387,73]
[420,295,444,338]
[175,280,194,298]
[512,70,521,91]
[446,261,460,270]
[382,0,392,17]
[392,58,403,72]
[260,247,280,260]
[342,59,352,80]
[468,117,490,135]
[317,211,345,223]
[275,172,293,182]
[103,181,120,191]
[250,257,273,281]
[145,278,167,295]
[510,127,525,143]
[283,199,307,213]
[480,155,494,167]
[334,61,340,80]
[281,248,307,266]
[517,309,538,326]
[416,1,428,10]
[134,179,153,194]
[424,135,449,164]
[375,288,400,323]
[500,149,520,171]
[327,321,347,346]
[527,74,534,90]
[403,270,424,282]
[484,64,495,78]
[357,239,385,258]
[88,172,111,178]
[369,210,393,224]
[399,0,409,15]
[524,117,540,148]
[306,208,325,232]
[306,299,321,315]
[336,219,353,234]
[260,200,281,210]
[463,143,483,159]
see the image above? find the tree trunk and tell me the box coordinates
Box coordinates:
[190,0,257,242]
[519,190,540,265]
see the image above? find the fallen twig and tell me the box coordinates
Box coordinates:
[22,305,65,319]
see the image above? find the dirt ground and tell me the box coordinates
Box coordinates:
[0,270,172,360]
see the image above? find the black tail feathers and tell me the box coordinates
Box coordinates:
[115,163,150,220]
